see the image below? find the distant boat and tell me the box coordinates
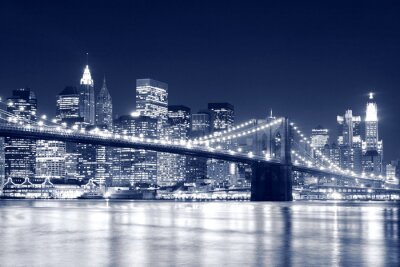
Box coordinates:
[108,189,155,200]
[77,191,104,199]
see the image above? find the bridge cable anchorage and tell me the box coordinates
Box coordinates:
[290,121,386,181]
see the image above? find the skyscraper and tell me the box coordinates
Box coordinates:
[56,86,82,125]
[94,77,113,187]
[35,140,66,179]
[187,111,212,183]
[311,125,329,149]
[136,78,168,121]
[95,76,113,129]
[337,110,362,172]
[362,93,383,175]
[208,103,234,132]
[5,88,37,180]
[191,111,211,137]
[157,105,191,186]
[79,65,95,125]
[311,125,329,159]
[136,78,168,185]
[207,103,235,186]
[112,114,158,186]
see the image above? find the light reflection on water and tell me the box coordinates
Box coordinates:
[0,200,398,267]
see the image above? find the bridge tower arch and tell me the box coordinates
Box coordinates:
[251,117,293,201]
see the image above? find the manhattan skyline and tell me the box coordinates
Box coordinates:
[1,0,399,161]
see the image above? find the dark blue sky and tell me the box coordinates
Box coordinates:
[0,0,399,160]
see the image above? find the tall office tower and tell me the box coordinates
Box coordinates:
[111,115,135,186]
[56,86,82,125]
[136,78,168,130]
[5,88,37,180]
[35,140,66,179]
[157,106,191,186]
[311,125,329,154]
[112,114,158,186]
[93,124,112,188]
[79,64,95,125]
[95,76,113,129]
[76,139,97,182]
[191,111,211,137]
[186,111,212,183]
[385,163,398,186]
[94,78,113,187]
[362,93,383,176]
[133,115,158,185]
[55,86,81,182]
[208,103,234,132]
[322,143,341,167]
[207,103,235,186]
[337,110,362,172]
[136,79,168,184]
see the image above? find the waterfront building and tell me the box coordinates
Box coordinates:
[5,88,37,180]
[95,76,113,129]
[35,140,66,179]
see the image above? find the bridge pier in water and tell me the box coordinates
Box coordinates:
[250,117,293,201]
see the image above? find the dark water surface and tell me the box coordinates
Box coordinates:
[0,200,398,267]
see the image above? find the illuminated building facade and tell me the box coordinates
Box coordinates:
[311,125,329,159]
[35,140,66,179]
[56,86,82,125]
[337,109,362,172]
[362,93,383,175]
[112,115,158,186]
[5,88,37,180]
[186,111,212,183]
[207,103,235,186]
[136,78,168,185]
[79,65,95,125]
[157,105,191,186]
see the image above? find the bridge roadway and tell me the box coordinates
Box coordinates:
[0,123,383,187]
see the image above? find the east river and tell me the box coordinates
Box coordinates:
[0,200,398,267]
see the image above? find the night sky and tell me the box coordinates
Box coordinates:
[0,0,399,160]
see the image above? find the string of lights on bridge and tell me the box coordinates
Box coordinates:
[0,97,389,181]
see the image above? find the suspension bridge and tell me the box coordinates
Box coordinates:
[0,107,388,201]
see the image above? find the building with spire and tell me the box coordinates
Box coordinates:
[79,64,95,125]
[95,76,113,129]
[362,93,383,176]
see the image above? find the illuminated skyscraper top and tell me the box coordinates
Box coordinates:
[80,65,94,86]
[79,58,95,125]
[365,92,378,122]
[364,92,380,151]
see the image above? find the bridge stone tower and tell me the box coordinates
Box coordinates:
[251,118,293,201]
